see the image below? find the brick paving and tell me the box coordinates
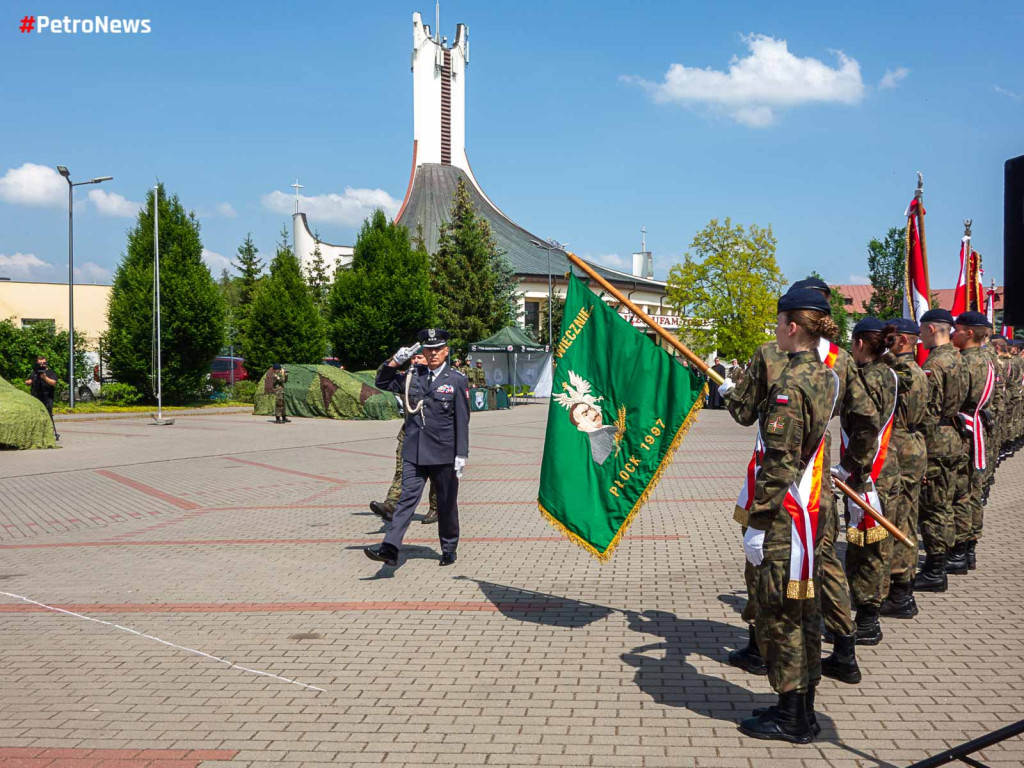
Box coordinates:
[1,404,1022,766]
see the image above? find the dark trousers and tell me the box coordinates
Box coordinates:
[384,460,459,554]
[38,396,57,437]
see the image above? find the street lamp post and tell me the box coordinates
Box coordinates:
[529,238,569,346]
[56,166,113,409]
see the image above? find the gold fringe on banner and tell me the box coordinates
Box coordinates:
[786,579,815,600]
[539,383,708,562]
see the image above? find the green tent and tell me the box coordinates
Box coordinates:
[253,364,399,420]
[0,375,58,449]
[469,327,553,396]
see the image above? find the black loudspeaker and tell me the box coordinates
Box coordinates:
[1004,155,1024,325]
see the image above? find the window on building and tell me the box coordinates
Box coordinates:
[524,300,540,337]
[21,318,56,331]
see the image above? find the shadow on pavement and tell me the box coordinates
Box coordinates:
[456,577,613,628]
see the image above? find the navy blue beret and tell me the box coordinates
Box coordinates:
[891,317,920,335]
[955,311,992,329]
[788,277,832,297]
[778,288,831,314]
[852,316,886,335]
[920,308,955,325]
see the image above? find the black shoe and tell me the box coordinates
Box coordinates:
[275,417,281,423]
[753,686,822,736]
[821,633,861,684]
[439,551,457,566]
[879,582,918,619]
[967,540,977,571]
[364,545,398,567]
[914,554,948,592]
[369,501,394,522]
[946,543,969,575]
[739,690,814,744]
[854,605,883,646]
[421,510,439,525]
[282,417,292,423]
[55,433,60,441]
[728,625,767,676]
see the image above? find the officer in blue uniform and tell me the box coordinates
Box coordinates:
[365,328,470,567]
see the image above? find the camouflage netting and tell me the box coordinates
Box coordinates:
[0,375,58,450]
[253,364,399,421]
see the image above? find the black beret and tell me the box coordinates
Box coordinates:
[789,277,832,297]
[852,316,886,335]
[778,288,831,314]
[992,334,1008,342]
[920,308,954,325]
[891,317,920,335]
[418,328,451,348]
[954,311,992,329]
[272,363,282,370]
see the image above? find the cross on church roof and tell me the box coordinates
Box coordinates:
[290,179,303,214]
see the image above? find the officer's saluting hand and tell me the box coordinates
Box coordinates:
[365,328,469,567]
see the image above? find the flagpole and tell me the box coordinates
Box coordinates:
[565,252,725,385]
[915,172,930,300]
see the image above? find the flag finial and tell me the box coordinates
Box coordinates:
[964,219,972,237]
[915,171,924,201]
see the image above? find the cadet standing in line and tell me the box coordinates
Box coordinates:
[722,277,878,687]
[737,288,839,744]
[365,329,469,568]
[913,309,968,593]
[369,352,440,525]
[272,363,290,423]
[843,318,900,646]
[949,311,994,575]
[880,319,929,619]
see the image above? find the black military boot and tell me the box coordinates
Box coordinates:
[946,542,969,575]
[275,416,282,423]
[854,605,883,646]
[421,509,439,524]
[369,501,394,522]
[739,690,814,744]
[967,540,978,570]
[914,554,948,592]
[753,684,821,736]
[821,632,861,684]
[879,582,918,619]
[728,625,767,676]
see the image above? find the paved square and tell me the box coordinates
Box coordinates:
[1,404,1022,767]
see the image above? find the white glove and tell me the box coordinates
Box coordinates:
[717,378,735,398]
[393,346,415,365]
[454,456,467,479]
[846,479,877,529]
[830,465,852,483]
[743,527,765,566]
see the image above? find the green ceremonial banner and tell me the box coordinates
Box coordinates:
[538,274,707,561]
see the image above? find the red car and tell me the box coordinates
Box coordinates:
[210,356,248,382]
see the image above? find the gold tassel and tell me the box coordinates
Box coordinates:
[846,527,865,547]
[786,579,815,599]
[539,383,708,562]
[865,525,889,544]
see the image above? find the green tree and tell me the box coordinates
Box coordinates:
[431,179,516,353]
[666,218,785,361]
[864,226,906,320]
[241,227,326,376]
[106,185,225,402]
[305,234,331,317]
[217,268,243,351]
[233,233,263,307]
[0,319,89,396]
[536,296,566,346]
[329,209,436,370]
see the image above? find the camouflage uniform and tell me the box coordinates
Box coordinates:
[1010,352,1024,448]
[886,352,929,587]
[273,368,288,421]
[954,346,994,547]
[844,359,899,610]
[383,423,438,517]
[746,349,837,695]
[916,343,967,566]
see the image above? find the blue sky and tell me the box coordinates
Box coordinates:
[1,0,1022,289]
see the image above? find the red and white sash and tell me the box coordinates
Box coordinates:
[846,368,898,546]
[960,361,995,470]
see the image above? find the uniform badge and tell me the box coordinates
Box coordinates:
[436,384,455,394]
[775,394,790,405]
[766,415,787,435]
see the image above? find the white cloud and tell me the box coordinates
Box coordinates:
[879,67,909,89]
[0,163,67,207]
[261,187,401,226]
[584,253,632,272]
[623,34,865,126]
[202,248,233,274]
[995,85,1023,102]
[215,202,237,218]
[74,261,111,284]
[88,189,142,218]
[848,273,870,284]
[0,252,55,279]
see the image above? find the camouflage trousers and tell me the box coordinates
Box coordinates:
[953,446,985,545]
[754,553,822,695]
[919,455,958,556]
[888,430,926,586]
[845,474,897,608]
[384,424,437,515]
[274,392,285,418]
[741,494,853,636]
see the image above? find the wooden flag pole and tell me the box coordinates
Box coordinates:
[915,171,931,299]
[833,477,913,548]
[565,252,725,386]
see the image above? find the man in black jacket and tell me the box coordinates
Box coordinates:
[25,354,59,440]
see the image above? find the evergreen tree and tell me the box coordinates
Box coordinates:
[305,234,331,317]
[329,209,436,370]
[241,228,326,376]
[431,179,517,353]
[106,185,225,402]
[233,233,263,307]
[218,268,243,351]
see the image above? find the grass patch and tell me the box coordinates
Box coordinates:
[54,401,251,415]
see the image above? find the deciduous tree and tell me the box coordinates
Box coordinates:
[865,226,906,320]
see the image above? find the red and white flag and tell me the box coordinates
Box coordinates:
[903,198,930,364]
[986,288,996,325]
[951,236,969,318]
[1001,324,1014,339]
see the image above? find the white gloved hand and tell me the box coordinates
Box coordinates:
[743,527,765,566]
[717,378,735,398]
[830,464,852,483]
[393,346,415,365]
[846,496,864,529]
[454,455,467,479]
[846,479,876,529]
